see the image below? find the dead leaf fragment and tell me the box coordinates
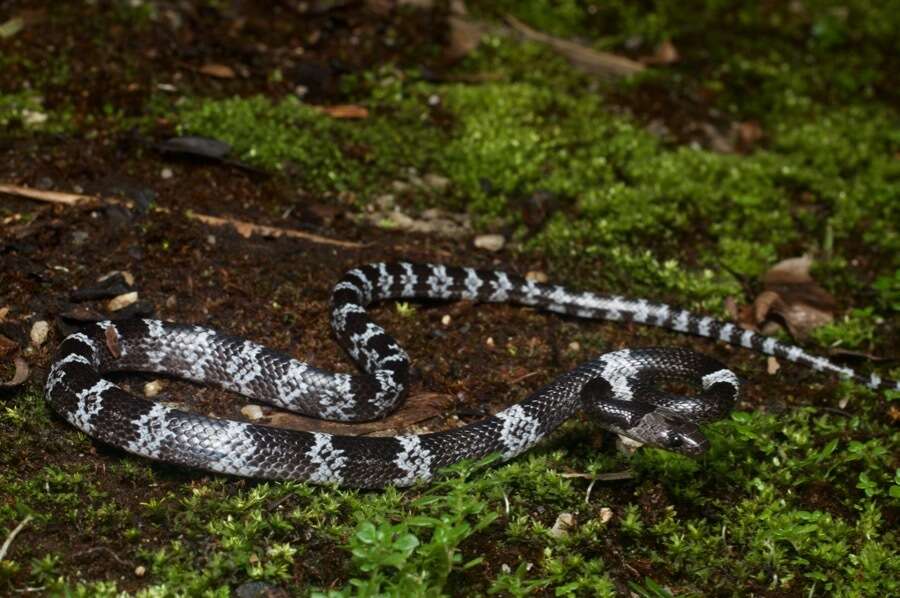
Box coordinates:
[198,63,236,78]
[550,512,576,538]
[751,255,836,340]
[643,39,679,64]
[108,292,139,312]
[1,357,30,388]
[446,15,487,61]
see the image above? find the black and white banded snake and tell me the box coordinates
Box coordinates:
[45,262,898,488]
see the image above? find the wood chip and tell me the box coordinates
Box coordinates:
[598,507,614,523]
[29,320,49,347]
[108,291,139,312]
[198,63,236,78]
[316,104,369,119]
[105,324,122,358]
[0,183,96,206]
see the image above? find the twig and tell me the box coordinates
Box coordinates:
[0,183,95,206]
[505,15,645,78]
[0,183,130,207]
[186,211,367,249]
[70,545,135,568]
[0,515,33,561]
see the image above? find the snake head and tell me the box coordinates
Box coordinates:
[625,410,709,456]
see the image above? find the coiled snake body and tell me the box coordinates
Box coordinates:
[46,263,898,488]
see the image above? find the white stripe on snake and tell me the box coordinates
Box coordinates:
[45,262,897,488]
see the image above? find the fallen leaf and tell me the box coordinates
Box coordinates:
[317,104,369,119]
[198,63,236,78]
[1,357,29,388]
[750,256,836,340]
[506,15,644,78]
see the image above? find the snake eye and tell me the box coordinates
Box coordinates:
[667,434,684,449]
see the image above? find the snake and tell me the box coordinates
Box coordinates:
[45,262,898,488]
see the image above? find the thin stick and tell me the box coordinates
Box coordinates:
[0,515,33,561]
[186,211,366,249]
[0,183,94,206]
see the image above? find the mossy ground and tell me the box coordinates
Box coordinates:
[1,1,898,596]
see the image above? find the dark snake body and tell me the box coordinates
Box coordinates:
[45,263,898,488]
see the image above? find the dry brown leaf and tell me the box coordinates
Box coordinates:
[1,357,30,388]
[317,104,369,119]
[198,63,236,79]
[505,15,644,78]
[751,255,836,340]
[0,335,17,359]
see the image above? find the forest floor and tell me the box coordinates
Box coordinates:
[1,1,898,596]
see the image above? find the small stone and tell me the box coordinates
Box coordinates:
[144,380,163,397]
[838,397,849,410]
[599,507,613,524]
[485,336,495,348]
[30,321,50,347]
[71,231,89,245]
[423,173,450,190]
[160,168,173,179]
[767,356,780,375]
[474,234,505,252]
[441,314,451,326]
[294,85,309,98]
[427,94,441,106]
[526,271,548,283]
[241,405,264,420]
[375,194,395,211]
[550,512,576,538]
[134,565,146,577]
[108,291,139,311]
[207,235,216,245]
[388,210,416,229]
[568,341,580,352]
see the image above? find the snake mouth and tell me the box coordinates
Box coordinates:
[664,429,709,455]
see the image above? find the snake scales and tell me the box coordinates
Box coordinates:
[45,262,897,488]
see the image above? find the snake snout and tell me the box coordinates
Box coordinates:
[665,427,709,455]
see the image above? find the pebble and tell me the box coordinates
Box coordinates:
[241,405,264,420]
[526,271,548,283]
[134,565,146,577]
[30,320,49,347]
[767,356,780,375]
[144,380,163,397]
[568,341,580,352]
[485,336,495,348]
[550,512,576,538]
[441,314,451,326]
[108,291,139,311]
[474,234,505,252]
[71,231,89,245]
[160,168,173,179]
[598,507,614,524]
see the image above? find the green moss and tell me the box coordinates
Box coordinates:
[0,91,73,133]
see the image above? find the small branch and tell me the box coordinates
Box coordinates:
[559,469,635,482]
[186,211,367,249]
[0,515,33,561]
[70,545,135,568]
[0,183,94,206]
